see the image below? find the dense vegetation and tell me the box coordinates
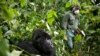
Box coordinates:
[0,0,100,56]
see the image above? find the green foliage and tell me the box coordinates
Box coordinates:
[0,39,9,56]
[65,1,71,9]
[20,0,27,8]
[47,9,57,25]
[74,34,82,42]
[0,28,3,40]
[0,0,100,56]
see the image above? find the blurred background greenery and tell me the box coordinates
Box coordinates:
[0,0,100,56]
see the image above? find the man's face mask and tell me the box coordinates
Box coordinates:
[74,10,79,14]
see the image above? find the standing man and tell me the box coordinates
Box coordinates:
[62,5,85,49]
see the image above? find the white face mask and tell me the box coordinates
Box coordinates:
[74,10,79,14]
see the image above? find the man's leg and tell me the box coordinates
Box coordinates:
[67,30,75,49]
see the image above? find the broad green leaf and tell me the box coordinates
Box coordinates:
[20,0,27,8]
[71,0,80,6]
[10,50,22,56]
[0,28,3,41]
[3,7,16,20]
[4,30,12,37]
[74,34,82,42]
[11,19,19,29]
[88,30,96,34]
[7,8,15,19]
[0,0,6,3]
[47,9,57,25]
[47,17,55,25]
[65,1,71,8]
[0,39,9,56]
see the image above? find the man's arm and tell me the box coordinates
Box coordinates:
[62,12,69,30]
[75,28,85,37]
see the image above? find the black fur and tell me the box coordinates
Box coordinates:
[17,29,56,56]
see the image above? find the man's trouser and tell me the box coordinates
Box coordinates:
[67,30,75,49]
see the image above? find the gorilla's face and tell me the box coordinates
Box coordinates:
[35,37,54,51]
[32,29,56,56]
[45,39,54,48]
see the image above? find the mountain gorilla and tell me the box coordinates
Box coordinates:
[17,29,56,56]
